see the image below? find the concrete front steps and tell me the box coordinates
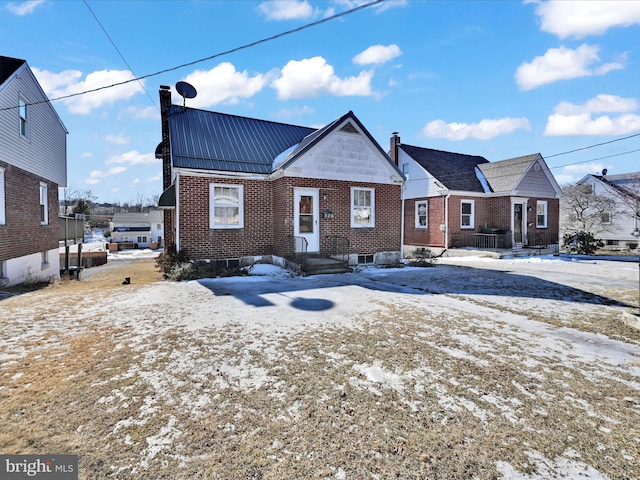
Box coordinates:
[298,256,352,276]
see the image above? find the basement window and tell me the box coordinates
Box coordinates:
[357,254,374,264]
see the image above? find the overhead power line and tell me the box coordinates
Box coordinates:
[544,132,640,158]
[82,0,158,111]
[1,0,383,112]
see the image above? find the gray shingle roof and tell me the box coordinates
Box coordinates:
[400,144,489,192]
[0,55,25,86]
[112,211,164,224]
[478,153,541,193]
[168,105,317,174]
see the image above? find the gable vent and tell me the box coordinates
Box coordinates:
[340,122,360,134]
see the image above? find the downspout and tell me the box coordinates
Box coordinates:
[175,172,180,252]
[444,193,450,249]
[400,183,405,259]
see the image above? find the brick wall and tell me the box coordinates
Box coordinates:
[178,175,274,259]
[403,196,447,247]
[0,160,59,262]
[178,174,402,260]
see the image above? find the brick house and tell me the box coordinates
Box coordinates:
[389,134,562,254]
[158,85,404,267]
[0,56,67,286]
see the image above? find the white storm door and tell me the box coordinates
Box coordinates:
[294,188,319,253]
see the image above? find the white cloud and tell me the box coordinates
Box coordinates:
[106,150,159,166]
[353,44,402,65]
[146,175,161,183]
[85,167,127,185]
[334,0,407,13]
[272,56,373,100]
[105,133,130,145]
[533,0,640,39]
[258,0,315,20]
[514,44,625,91]
[423,117,531,141]
[555,162,611,185]
[180,63,267,108]
[271,105,315,121]
[120,106,159,121]
[32,67,144,114]
[544,94,640,136]
[6,0,45,15]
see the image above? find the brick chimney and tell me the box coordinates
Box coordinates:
[159,85,172,190]
[390,132,401,165]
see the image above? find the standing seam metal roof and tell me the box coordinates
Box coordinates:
[168,105,317,174]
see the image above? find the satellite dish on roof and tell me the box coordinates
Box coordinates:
[602,168,608,177]
[175,81,197,108]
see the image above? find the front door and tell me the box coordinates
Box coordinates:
[294,188,319,253]
[513,202,525,245]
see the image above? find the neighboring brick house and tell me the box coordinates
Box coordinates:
[110,210,164,248]
[158,86,404,267]
[0,56,67,286]
[390,134,562,254]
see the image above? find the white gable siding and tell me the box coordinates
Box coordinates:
[515,162,558,197]
[284,131,401,185]
[0,64,67,186]
[400,150,444,199]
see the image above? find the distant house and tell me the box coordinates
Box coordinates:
[110,210,164,248]
[158,86,404,268]
[390,134,562,254]
[575,173,640,250]
[0,56,68,286]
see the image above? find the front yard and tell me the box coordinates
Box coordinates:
[1,256,639,479]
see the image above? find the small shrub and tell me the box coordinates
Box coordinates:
[167,259,250,281]
[563,231,604,255]
[628,242,639,250]
[155,244,190,275]
[409,248,438,267]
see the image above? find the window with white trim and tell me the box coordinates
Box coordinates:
[351,187,375,228]
[210,184,244,229]
[19,98,28,138]
[415,200,428,228]
[401,163,410,180]
[0,167,5,225]
[460,200,474,229]
[601,212,611,224]
[536,201,548,228]
[39,182,48,225]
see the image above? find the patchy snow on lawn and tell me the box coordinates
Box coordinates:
[1,254,639,478]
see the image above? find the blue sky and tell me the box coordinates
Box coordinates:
[2,0,640,203]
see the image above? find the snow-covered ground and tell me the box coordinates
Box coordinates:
[1,254,639,479]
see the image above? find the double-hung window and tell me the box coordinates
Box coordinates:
[39,182,48,225]
[351,187,375,228]
[19,98,28,138]
[460,200,474,229]
[0,167,5,225]
[536,201,548,228]
[415,200,428,228]
[210,184,244,229]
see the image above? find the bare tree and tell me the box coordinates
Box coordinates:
[561,182,621,237]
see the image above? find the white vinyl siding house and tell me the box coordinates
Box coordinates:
[0,56,67,287]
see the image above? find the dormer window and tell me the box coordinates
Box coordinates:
[19,98,28,139]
